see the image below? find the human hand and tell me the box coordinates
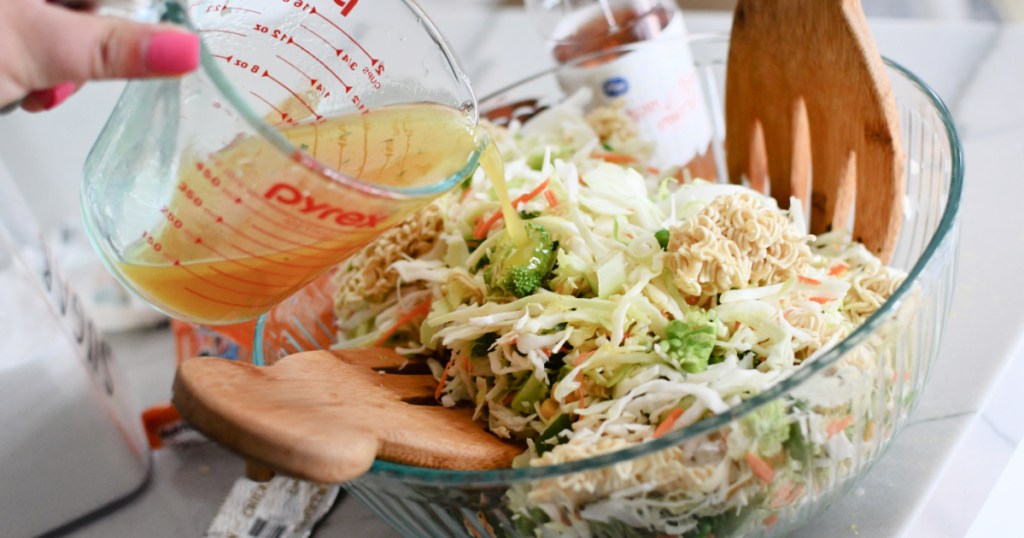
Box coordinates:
[0,0,200,112]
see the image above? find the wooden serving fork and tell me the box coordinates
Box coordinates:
[173,349,523,483]
[724,0,904,263]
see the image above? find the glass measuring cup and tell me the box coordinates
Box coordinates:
[82,0,481,325]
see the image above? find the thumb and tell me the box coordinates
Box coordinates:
[28,4,200,85]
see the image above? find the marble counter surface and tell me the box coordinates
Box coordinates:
[2,8,1023,538]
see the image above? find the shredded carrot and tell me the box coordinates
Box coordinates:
[544,189,558,207]
[646,166,661,176]
[745,451,776,484]
[472,178,552,240]
[798,275,822,285]
[786,484,806,504]
[434,353,457,400]
[829,263,850,277]
[574,351,594,366]
[764,513,779,527]
[686,296,699,306]
[591,151,637,164]
[576,386,587,410]
[472,210,504,240]
[512,177,551,207]
[374,298,432,347]
[827,415,854,438]
[772,481,795,508]
[809,296,831,305]
[733,321,741,332]
[653,407,684,439]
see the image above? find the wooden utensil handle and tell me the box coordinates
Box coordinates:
[172,356,382,483]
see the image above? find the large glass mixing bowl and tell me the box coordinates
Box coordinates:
[252,34,962,537]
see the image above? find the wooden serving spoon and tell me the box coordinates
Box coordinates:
[725,0,904,263]
[172,348,523,483]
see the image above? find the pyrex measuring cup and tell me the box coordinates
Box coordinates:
[82,0,481,325]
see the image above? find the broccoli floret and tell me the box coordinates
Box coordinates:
[655,228,671,250]
[486,223,556,297]
[741,400,791,457]
[785,421,813,463]
[658,311,717,373]
[471,333,499,357]
[691,518,714,538]
[536,413,573,455]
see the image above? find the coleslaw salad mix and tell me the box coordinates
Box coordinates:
[330,89,917,537]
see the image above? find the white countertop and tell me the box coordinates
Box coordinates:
[3,7,1024,538]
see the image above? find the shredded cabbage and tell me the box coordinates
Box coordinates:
[331,90,908,537]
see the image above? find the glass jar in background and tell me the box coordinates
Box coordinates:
[525,0,718,179]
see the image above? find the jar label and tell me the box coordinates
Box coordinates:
[555,12,714,171]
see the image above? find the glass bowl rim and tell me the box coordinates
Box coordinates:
[266,33,964,485]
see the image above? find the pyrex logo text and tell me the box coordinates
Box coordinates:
[264,183,385,228]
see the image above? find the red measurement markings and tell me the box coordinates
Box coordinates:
[310,6,379,66]
[208,168,333,240]
[251,223,344,254]
[211,54,234,63]
[189,234,299,279]
[225,238,324,271]
[276,54,318,87]
[215,186,318,240]
[262,69,322,120]
[284,0,315,13]
[175,261,282,298]
[198,208,328,269]
[194,161,321,241]
[238,190,354,237]
[206,158,358,237]
[183,286,278,310]
[301,23,341,55]
[214,3,262,15]
[248,90,294,123]
[290,32,353,93]
[208,264,292,289]
[198,28,247,38]
[200,206,294,258]
[218,184,338,241]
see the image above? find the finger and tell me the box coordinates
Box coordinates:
[26,3,199,85]
[21,81,79,112]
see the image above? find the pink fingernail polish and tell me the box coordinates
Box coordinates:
[39,82,77,110]
[145,31,200,75]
